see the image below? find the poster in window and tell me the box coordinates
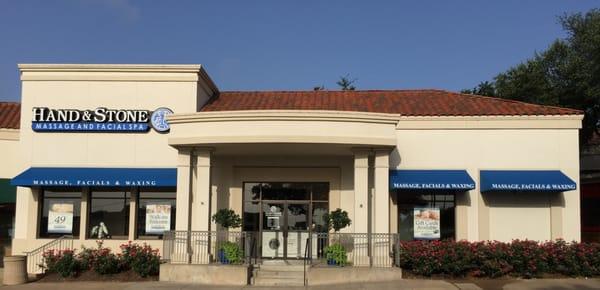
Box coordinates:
[145,204,171,234]
[48,202,74,234]
[413,207,440,239]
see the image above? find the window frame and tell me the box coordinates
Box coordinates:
[395,190,457,241]
[38,187,82,239]
[135,187,176,240]
[86,187,132,240]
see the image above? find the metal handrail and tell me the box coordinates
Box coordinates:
[25,235,74,274]
[303,236,310,286]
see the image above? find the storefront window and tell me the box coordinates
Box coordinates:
[39,188,81,238]
[136,188,176,238]
[396,191,455,241]
[88,189,130,239]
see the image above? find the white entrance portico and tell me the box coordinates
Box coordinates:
[168,110,399,239]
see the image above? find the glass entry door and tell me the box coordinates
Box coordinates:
[242,182,329,260]
[261,201,309,259]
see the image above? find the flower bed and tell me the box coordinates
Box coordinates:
[41,241,160,279]
[398,239,600,278]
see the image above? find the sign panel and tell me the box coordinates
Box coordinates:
[145,204,171,234]
[413,207,440,239]
[31,107,173,133]
[48,201,74,234]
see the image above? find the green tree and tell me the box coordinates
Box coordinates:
[462,9,600,145]
[325,208,351,232]
[211,209,242,229]
[336,74,357,90]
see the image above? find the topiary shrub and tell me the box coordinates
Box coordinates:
[325,208,351,232]
[212,209,242,229]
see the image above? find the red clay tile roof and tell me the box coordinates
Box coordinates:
[201,90,582,116]
[0,102,20,129]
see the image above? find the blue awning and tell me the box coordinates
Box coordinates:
[11,167,177,187]
[480,170,576,192]
[390,170,476,190]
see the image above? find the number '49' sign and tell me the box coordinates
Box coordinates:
[48,202,74,234]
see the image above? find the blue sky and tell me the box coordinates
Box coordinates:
[0,0,598,102]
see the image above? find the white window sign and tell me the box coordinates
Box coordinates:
[48,202,74,234]
[413,207,440,239]
[145,204,171,234]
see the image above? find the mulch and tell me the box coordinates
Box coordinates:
[36,270,158,282]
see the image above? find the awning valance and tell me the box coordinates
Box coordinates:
[389,170,476,190]
[11,167,177,187]
[480,170,576,192]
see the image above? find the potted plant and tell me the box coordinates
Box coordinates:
[211,209,242,264]
[324,208,351,266]
[324,243,348,266]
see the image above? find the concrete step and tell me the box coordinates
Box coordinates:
[256,270,304,279]
[254,277,305,287]
[259,264,305,272]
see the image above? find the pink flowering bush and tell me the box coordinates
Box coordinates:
[399,239,600,278]
[120,241,161,277]
[41,241,161,278]
[42,249,81,277]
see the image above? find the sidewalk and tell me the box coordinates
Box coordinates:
[0,279,599,290]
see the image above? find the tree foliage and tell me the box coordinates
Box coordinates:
[211,209,242,229]
[336,74,357,90]
[325,208,351,232]
[462,9,600,145]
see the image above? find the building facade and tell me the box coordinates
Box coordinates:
[0,102,20,265]
[6,64,583,262]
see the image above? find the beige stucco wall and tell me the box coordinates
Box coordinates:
[10,64,583,258]
[393,117,581,242]
[0,129,21,178]
[12,64,216,255]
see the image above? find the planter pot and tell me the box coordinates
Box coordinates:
[327,259,336,266]
[218,249,231,264]
[3,255,27,285]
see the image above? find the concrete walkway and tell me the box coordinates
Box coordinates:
[1,279,599,290]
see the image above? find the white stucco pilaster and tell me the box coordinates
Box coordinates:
[353,148,370,234]
[175,149,192,231]
[373,148,391,234]
[191,148,213,231]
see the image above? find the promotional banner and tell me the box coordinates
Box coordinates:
[145,204,171,234]
[48,202,74,234]
[413,207,441,239]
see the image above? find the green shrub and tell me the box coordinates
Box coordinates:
[212,209,242,229]
[92,248,120,275]
[120,241,161,277]
[220,241,243,264]
[42,249,81,277]
[399,239,600,278]
[325,243,348,266]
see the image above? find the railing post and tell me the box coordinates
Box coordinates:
[368,233,373,267]
[186,230,192,264]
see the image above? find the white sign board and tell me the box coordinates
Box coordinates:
[145,204,171,234]
[413,207,440,239]
[48,202,74,234]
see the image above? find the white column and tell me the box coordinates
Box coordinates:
[373,148,390,234]
[175,149,192,231]
[80,188,89,240]
[353,148,370,234]
[192,148,213,231]
[128,188,138,240]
